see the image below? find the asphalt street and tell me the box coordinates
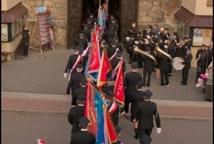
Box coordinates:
[1,49,206,101]
[2,111,212,144]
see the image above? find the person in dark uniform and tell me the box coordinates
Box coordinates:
[129,82,145,139]
[69,64,86,105]
[158,49,171,86]
[124,63,143,116]
[128,22,139,39]
[70,116,96,144]
[72,77,87,106]
[135,90,161,144]
[81,24,91,42]
[22,26,30,56]
[107,39,118,58]
[68,94,85,134]
[142,48,156,87]
[78,33,88,51]
[124,36,134,64]
[64,50,83,94]
[181,49,192,85]
[195,45,207,82]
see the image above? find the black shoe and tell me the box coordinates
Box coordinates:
[147,84,150,87]
[161,84,164,86]
[169,73,172,76]
[181,83,187,86]
[134,129,139,139]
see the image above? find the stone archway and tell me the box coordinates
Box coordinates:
[67,0,138,49]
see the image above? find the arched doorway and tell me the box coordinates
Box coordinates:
[67,0,138,49]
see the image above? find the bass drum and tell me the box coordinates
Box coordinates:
[172,57,184,70]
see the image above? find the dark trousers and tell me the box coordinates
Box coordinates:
[196,66,202,82]
[124,90,132,113]
[143,69,152,86]
[66,80,71,95]
[182,67,190,85]
[23,45,29,56]
[71,93,77,106]
[137,55,143,68]
[160,69,169,85]
[138,129,153,144]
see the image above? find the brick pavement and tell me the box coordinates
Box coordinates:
[1,49,208,101]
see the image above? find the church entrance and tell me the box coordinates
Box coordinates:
[67,0,138,48]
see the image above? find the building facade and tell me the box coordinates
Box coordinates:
[2,0,213,66]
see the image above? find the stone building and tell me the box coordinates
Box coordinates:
[21,0,182,50]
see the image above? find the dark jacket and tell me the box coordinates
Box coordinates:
[182,53,192,68]
[68,105,85,134]
[70,130,96,144]
[135,101,161,130]
[64,54,79,74]
[124,71,143,90]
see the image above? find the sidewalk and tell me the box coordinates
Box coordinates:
[2,92,212,120]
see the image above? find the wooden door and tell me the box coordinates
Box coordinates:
[120,0,138,41]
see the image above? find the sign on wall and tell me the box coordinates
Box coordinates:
[192,28,212,46]
[36,6,51,46]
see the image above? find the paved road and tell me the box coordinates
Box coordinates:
[1,49,207,101]
[2,111,212,144]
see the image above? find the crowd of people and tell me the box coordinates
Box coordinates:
[63,1,212,144]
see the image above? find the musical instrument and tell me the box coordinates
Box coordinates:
[134,47,157,65]
[172,57,184,70]
[177,39,191,47]
[154,46,173,62]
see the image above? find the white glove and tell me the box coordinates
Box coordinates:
[64,73,67,78]
[156,128,161,134]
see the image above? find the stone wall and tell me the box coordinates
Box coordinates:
[138,0,182,31]
[22,0,67,49]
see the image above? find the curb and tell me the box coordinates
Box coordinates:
[2,91,213,120]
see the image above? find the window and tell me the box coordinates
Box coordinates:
[192,28,212,46]
[1,24,8,41]
[207,0,213,7]
[11,17,22,39]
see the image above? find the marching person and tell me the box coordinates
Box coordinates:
[69,64,86,106]
[158,48,171,86]
[64,49,83,95]
[181,49,192,85]
[70,116,96,144]
[134,90,161,144]
[142,47,156,87]
[128,22,139,39]
[130,82,145,139]
[68,93,86,134]
[22,26,30,56]
[123,63,143,116]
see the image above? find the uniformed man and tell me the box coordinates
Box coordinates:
[78,33,88,51]
[81,24,91,41]
[64,50,83,94]
[72,77,87,106]
[128,22,139,39]
[158,49,171,86]
[70,116,96,144]
[69,64,86,105]
[181,49,192,85]
[124,62,143,116]
[142,48,156,87]
[129,82,145,139]
[135,90,161,144]
[22,26,30,56]
[68,93,85,134]
[124,36,134,64]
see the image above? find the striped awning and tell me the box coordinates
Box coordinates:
[175,6,213,28]
[1,2,28,23]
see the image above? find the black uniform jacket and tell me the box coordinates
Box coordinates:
[135,101,161,130]
[70,72,86,93]
[182,53,192,68]
[70,130,96,144]
[68,105,85,134]
[65,54,79,74]
[124,71,143,90]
